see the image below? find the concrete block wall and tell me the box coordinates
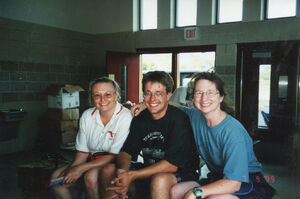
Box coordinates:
[215,44,237,109]
[0,60,102,103]
[0,17,105,155]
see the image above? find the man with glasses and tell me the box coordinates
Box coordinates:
[106,71,198,199]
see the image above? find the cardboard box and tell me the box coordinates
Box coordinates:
[46,84,84,109]
[46,108,80,120]
[62,130,77,143]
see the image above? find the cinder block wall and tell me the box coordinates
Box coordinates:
[0,17,105,154]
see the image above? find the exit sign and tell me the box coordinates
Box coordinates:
[184,27,198,40]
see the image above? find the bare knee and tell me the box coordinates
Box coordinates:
[102,163,116,173]
[170,185,180,199]
[84,169,99,188]
[51,166,69,192]
[99,163,116,179]
[151,173,176,193]
[170,182,199,199]
[151,173,168,188]
[51,165,68,179]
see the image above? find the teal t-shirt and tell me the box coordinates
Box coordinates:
[180,107,261,183]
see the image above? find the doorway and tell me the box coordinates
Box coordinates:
[237,41,299,140]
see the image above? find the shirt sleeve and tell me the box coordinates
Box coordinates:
[75,111,90,152]
[108,112,133,154]
[120,117,142,158]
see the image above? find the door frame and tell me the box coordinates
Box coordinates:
[236,40,299,140]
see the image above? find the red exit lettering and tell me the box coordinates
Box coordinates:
[186,29,196,39]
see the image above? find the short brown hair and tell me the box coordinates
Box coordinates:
[142,71,174,93]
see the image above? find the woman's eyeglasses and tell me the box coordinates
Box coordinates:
[92,92,115,100]
[194,90,219,98]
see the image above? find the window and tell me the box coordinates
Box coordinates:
[141,53,172,74]
[176,0,197,27]
[218,0,243,23]
[138,47,216,100]
[177,52,215,86]
[140,53,172,100]
[140,0,157,30]
[258,64,271,128]
[266,0,297,19]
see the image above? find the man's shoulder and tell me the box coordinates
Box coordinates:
[132,108,150,123]
[167,105,190,118]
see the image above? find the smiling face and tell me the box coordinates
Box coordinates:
[92,82,117,113]
[143,81,171,120]
[193,79,224,117]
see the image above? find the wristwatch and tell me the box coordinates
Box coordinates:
[193,187,203,199]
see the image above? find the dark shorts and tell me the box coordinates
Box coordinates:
[197,172,276,199]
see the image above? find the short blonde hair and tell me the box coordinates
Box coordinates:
[89,77,121,105]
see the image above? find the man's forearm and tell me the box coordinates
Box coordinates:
[77,154,115,173]
[129,160,178,180]
[71,151,89,166]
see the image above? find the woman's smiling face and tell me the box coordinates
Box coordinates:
[92,82,117,113]
[193,79,224,116]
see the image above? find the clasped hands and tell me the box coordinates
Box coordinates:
[107,169,133,199]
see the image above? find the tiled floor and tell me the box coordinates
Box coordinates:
[0,149,299,199]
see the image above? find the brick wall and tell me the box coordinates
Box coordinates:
[0,60,102,104]
[0,17,105,154]
[0,17,106,104]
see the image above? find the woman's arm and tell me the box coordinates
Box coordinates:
[61,151,89,183]
[200,179,241,198]
[130,101,180,116]
[130,102,146,116]
[184,179,241,199]
[63,152,115,184]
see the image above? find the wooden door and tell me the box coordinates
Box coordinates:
[106,51,140,104]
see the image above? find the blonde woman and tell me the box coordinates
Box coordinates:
[51,77,132,199]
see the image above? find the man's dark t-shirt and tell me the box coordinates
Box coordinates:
[121,105,198,180]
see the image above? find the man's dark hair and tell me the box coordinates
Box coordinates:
[142,71,174,93]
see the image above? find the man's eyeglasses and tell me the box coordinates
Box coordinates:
[143,91,166,98]
[92,92,115,100]
[194,90,219,98]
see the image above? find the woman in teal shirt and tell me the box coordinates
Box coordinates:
[170,72,275,199]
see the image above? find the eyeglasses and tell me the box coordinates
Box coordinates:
[92,92,115,100]
[143,91,166,98]
[194,90,219,98]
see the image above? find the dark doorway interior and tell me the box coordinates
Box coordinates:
[237,41,300,163]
